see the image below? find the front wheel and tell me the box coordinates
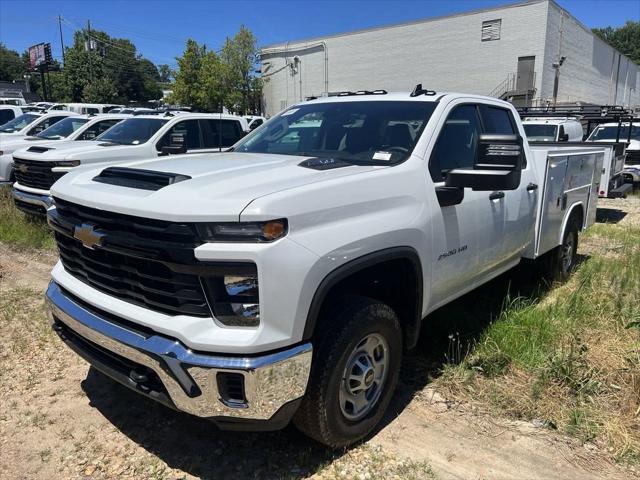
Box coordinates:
[294,296,402,448]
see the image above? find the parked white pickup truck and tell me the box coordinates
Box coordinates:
[585,121,638,196]
[0,114,129,185]
[0,111,77,142]
[0,105,25,126]
[11,113,248,214]
[46,90,607,447]
[522,117,583,142]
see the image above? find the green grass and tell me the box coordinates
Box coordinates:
[0,185,54,250]
[441,220,640,462]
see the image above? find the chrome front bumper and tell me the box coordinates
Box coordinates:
[12,187,53,213]
[46,281,312,422]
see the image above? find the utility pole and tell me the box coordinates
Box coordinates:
[551,56,566,106]
[40,65,48,101]
[58,15,65,65]
[86,19,94,82]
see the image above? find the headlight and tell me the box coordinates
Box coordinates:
[201,270,260,327]
[197,219,287,242]
[55,160,81,167]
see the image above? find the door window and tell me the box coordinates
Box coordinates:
[429,105,482,182]
[77,119,121,140]
[201,119,244,148]
[157,119,201,151]
[27,116,68,135]
[0,109,15,124]
[479,105,515,134]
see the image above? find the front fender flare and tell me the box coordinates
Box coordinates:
[302,246,424,349]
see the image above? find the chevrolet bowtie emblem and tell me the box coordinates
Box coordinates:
[73,223,105,249]
[17,164,28,174]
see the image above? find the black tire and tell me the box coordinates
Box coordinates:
[294,295,402,448]
[545,217,579,282]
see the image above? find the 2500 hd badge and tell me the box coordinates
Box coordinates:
[437,244,468,261]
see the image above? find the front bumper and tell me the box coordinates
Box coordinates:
[11,187,52,215]
[46,281,312,427]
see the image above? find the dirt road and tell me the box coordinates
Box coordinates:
[0,199,637,480]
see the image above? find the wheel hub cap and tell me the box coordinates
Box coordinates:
[339,333,389,421]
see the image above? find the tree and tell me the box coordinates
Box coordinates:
[593,21,640,64]
[59,29,162,103]
[83,77,117,102]
[199,51,226,111]
[220,25,260,114]
[171,26,263,113]
[172,39,206,109]
[0,43,25,82]
[158,64,174,83]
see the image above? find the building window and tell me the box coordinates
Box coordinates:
[482,19,501,41]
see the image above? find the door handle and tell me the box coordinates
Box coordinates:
[489,191,505,201]
[526,183,538,192]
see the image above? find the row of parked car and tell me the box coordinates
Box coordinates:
[520,111,640,193]
[0,104,266,214]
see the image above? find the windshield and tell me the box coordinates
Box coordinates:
[96,118,168,145]
[0,113,39,133]
[523,124,557,141]
[589,125,640,142]
[233,100,437,164]
[36,117,89,140]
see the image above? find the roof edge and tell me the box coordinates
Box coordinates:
[260,0,546,50]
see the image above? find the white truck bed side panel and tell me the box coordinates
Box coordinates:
[527,146,606,258]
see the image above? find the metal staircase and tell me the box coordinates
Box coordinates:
[489,72,537,106]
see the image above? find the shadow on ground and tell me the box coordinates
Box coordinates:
[82,255,578,479]
[596,207,627,224]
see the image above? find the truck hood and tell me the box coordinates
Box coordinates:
[51,152,378,222]
[11,140,125,161]
[0,136,62,154]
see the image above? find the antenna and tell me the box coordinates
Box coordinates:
[410,84,437,97]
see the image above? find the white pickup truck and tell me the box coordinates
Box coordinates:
[11,113,248,215]
[46,90,607,447]
[586,121,638,195]
[0,110,77,141]
[0,105,25,125]
[0,114,129,186]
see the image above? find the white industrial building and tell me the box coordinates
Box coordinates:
[259,0,639,117]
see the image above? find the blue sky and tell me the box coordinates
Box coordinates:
[0,0,638,67]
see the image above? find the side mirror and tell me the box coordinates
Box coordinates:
[160,133,187,155]
[83,131,97,140]
[445,134,524,191]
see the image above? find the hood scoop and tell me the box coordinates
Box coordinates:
[299,157,352,171]
[27,146,53,153]
[93,167,191,191]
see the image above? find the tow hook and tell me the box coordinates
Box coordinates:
[129,369,150,392]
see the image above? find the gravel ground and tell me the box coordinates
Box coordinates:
[1,192,638,480]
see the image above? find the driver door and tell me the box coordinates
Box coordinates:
[427,102,507,307]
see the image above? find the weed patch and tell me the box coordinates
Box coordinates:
[439,217,640,463]
[0,185,54,251]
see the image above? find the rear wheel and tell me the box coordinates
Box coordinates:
[294,296,402,448]
[545,218,579,282]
